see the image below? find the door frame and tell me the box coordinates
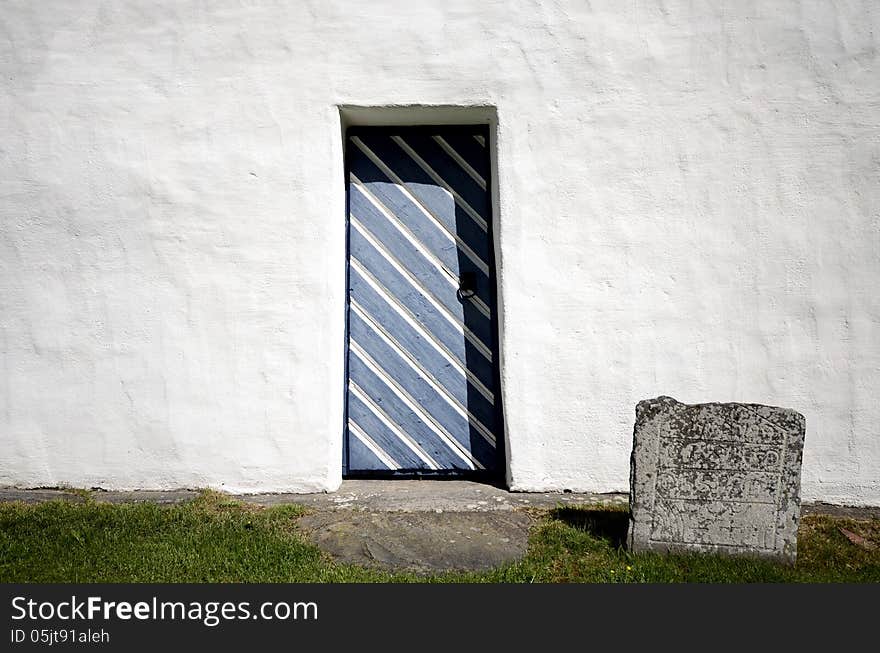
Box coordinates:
[339,110,506,483]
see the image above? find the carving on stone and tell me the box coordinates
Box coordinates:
[627,396,806,562]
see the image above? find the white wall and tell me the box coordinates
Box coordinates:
[1,1,878,503]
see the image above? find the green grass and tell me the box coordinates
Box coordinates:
[1,492,877,583]
[479,507,880,583]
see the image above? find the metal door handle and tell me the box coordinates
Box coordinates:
[457,271,476,300]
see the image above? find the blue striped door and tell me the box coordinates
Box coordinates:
[344,125,501,475]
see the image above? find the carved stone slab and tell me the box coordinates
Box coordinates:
[627,396,806,562]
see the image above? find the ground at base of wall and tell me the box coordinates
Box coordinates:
[1,480,877,517]
[0,487,877,582]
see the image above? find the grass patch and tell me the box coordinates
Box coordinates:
[1,495,877,583]
[59,487,94,502]
[0,492,389,583]
[473,506,880,583]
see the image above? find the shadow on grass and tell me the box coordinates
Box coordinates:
[549,507,631,549]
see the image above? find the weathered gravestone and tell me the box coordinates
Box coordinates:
[627,396,806,563]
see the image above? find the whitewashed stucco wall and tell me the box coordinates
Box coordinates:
[1,1,878,503]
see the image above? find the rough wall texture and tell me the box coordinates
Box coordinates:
[1,1,878,501]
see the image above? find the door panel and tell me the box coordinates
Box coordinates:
[344,125,501,475]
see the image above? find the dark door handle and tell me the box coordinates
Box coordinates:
[457,271,476,300]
